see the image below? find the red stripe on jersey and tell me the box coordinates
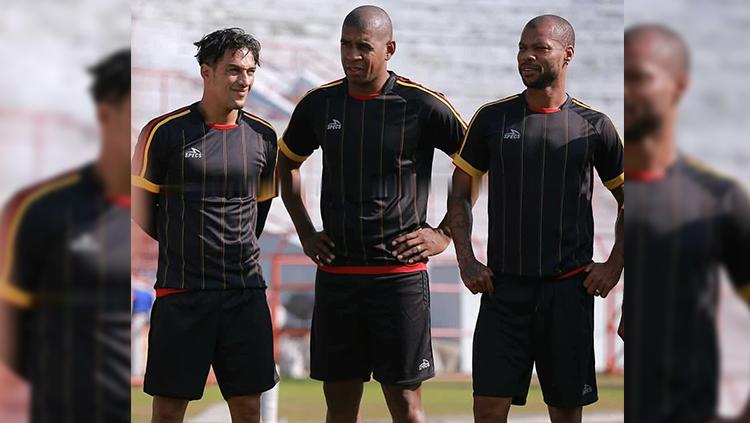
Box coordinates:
[349,92,380,101]
[208,123,238,130]
[108,196,131,208]
[555,265,589,280]
[318,262,427,275]
[625,169,667,182]
[155,288,191,297]
[528,105,561,113]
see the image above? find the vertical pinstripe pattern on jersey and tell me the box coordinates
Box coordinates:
[582,131,593,243]
[63,209,72,423]
[411,162,419,227]
[222,130,228,289]
[499,111,507,273]
[95,201,104,423]
[519,106,526,274]
[239,124,248,288]
[689,186,714,402]
[379,98,386,259]
[538,114,547,276]
[558,110,569,265]
[37,282,47,422]
[180,130,187,288]
[253,129,263,277]
[322,99,331,202]
[631,183,647,415]
[162,162,170,288]
[359,101,368,263]
[397,103,406,232]
[200,125,207,289]
[662,172,681,415]
[340,93,349,258]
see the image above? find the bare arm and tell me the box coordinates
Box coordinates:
[583,185,624,298]
[131,187,158,240]
[0,302,22,377]
[447,169,493,294]
[278,154,334,265]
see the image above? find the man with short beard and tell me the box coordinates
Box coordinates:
[448,15,624,423]
[622,24,750,423]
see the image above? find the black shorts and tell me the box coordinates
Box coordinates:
[310,269,434,386]
[473,271,598,407]
[144,288,278,400]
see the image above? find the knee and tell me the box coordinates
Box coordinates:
[227,394,261,421]
[152,398,188,423]
[473,397,509,423]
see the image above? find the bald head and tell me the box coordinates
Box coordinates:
[343,5,393,41]
[625,24,690,77]
[524,14,575,48]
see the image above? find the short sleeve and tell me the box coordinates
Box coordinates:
[258,129,279,202]
[721,182,750,299]
[420,92,467,156]
[131,120,170,194]
[453,107,491,178]
[0,195,46,309]
[594,117,624,190]
[279,94,320,163]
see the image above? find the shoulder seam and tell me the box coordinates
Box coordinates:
[395,79,466,127]
[242,111,275,133]
[137,107,192,178]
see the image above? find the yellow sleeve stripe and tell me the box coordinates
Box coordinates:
[138,109,191,178]
[278,138,309,163]
[0,283,33,308]
[243,112,275,132]
[395,80,467,128]
[604,173,625,190]
[453,155,486,178]
[257,150,279,202]
[0,173,80,285]
[738,283,750,303]
[458,95,519,156]
[131,175,161,193]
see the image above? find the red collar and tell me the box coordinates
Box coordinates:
[624,169,667,182]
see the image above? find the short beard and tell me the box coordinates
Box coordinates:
[624,115,662,143]
[522,71,558,89]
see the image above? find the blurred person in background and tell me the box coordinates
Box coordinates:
[449,15,624,423]
[278,5,465,423]
[622,24,750,423]
[0,49,131,423]
[131,28,278,423]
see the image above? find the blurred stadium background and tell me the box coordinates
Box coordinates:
[131,0,625,421]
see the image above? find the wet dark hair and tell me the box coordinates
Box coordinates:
[88,49,130,104]
[194,28,261,67]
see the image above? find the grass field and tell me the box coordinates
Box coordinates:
[132,374,623,422]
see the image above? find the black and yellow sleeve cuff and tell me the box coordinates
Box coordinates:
[453,155,486,178]
[738,283,750,303]
[278,138,309,163]
[0,283,33,308]
[603,173,625,190]
[131,175,161,193]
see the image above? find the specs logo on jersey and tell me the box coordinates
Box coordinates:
[503,128,521,140]
[326,119,342,131]
[418,358,430,371]
[185,147,202,159]
[70,233,99,253]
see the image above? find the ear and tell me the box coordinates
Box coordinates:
[674,74,689,104]
[200,63,212,81]
[385,40,396,61]
[96,102,110,126]
[564,45,574,65]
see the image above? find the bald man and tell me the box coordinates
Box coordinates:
[449,15,624,423]
[622,24,750,423]
[278,5,466,423]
